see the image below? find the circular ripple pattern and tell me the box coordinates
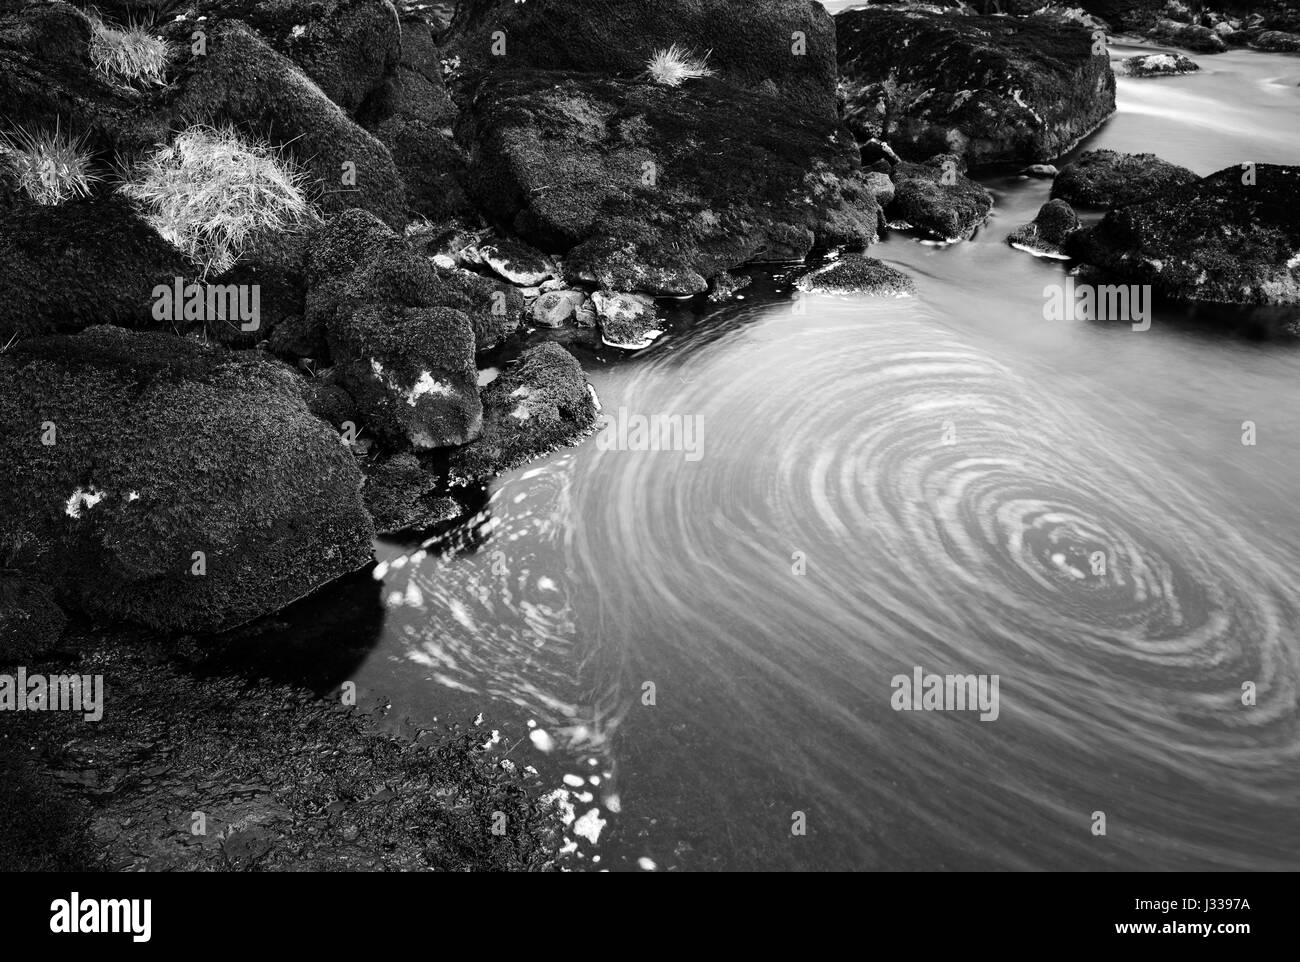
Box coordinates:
[565,302,1300,868]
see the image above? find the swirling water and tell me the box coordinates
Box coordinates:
[336,39,1300,870]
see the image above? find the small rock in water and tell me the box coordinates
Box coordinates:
[531,289,586,328]
[1022,164,1058,178]
[592,291,662,350]
[1124,53,1200,78]
[794,254,915,296]
[1007,199,1080,259]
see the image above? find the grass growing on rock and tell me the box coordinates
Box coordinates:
[87,15,171,86]
[643,44,714,86]
[118,125,313,276]
[0,122,101,206]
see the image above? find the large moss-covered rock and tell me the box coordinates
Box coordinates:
[458,70,883,295]
[176,0,401,112]
[1066,164,1300,304]
[837,8,1116,166]
[0,195,194,341]
[442,0,840,119]
[0,326,375,633]
[448,342,599,485]
[166,21,406,228]
[1051,149,1199,207]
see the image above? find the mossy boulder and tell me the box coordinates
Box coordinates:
[178,0,401,112]
[166,20,406,228]
[888,154,994,241]
[363,453,460,533]
[0,195,194,341]
[1051,149,1199,207]
[794,255,915,295]
[0,326,375,633]
[1007,198,1080,257]
[1065,164,1300,304]
[837,8,1116,166]
[1252,29,1300,50]
[305,211,484,447]
[458,70,883,295]
[1149,19,1227,52]
[442,0,840,118]
[448,342,599,485]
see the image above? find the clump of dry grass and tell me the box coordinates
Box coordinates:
[87,14,171,86]
[644,45,714,87]
[117,125,313,276]
[0,122,101,205]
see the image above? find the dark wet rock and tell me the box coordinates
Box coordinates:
[448,343,600,485]
[837,8,1116,166]
[181,0,401,113]
[1066,164,1300,305]
[592,291,662,350]
[0,326,375,633]
[888,154,994,241]
[442,0,841,118]
[1007,198,1080,257]
[458,70,883,296]
[1152,19,1228,52]
[0,195,193,341]
[0,576,66,663]
[1123,52,1200,76]
[1051,149,1199,207]
[301,379,358,433]
[795,255,916,296]
[363,453,460,533]
[531,290,586,328]
[167,21,406,228]
[359,13,472,221]
[271,313,331,362]
[707,272,752,303]
[1023,164,1060,178]
[1252,29,1300,51]
[305,211,484,447]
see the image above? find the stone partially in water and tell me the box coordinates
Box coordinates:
[1007,199,1081,258]
[1052,149,1199,207]
[1123,52,1200,77]
[448,343,600,485]
[592,291,662,350]
[794,255,916,296]
[889,155,994,241]
[1066,164,1300,305]
[837,7,1116,166]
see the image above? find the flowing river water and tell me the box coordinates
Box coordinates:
[293,32,1300,870]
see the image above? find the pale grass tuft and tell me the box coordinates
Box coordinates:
[644,44,714,87]
[0,122,101,206]
[88,14,171,86]
[118,125,314,276]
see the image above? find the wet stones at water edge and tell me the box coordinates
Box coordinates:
[1052,149,1200,208]
[887,155,994,242]
[795,255,916,296]
[1008,200,1082,259]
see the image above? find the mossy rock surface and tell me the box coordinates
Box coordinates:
[458,70,883,295]
[448,342,599,485]
[1051,149,1199,207]
[837,8,1116,166]
[1066,164,1300,305]
[443,0,840,119]
[0,325,375,633]
[888,154,994,241]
